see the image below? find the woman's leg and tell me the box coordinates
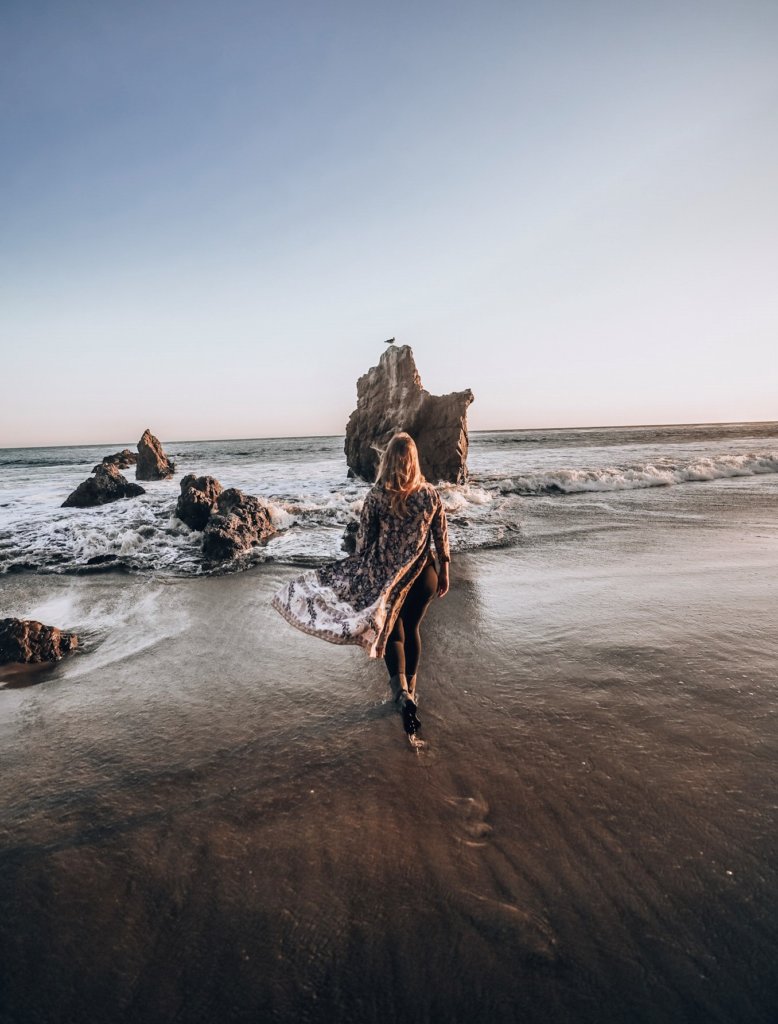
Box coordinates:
[383,615,406,692]
[400,560,438,687]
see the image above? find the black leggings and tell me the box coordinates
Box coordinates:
[384,559,438,680]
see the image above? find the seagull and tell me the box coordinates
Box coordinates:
[383,337,396,345]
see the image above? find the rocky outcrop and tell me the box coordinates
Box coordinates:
[136,429,175,480]
[92,449,137,473]
[345,345,473,483]
[175,474,224,531]
[62,464,146,508]
[202,488,275,561]
[0,618,79,664]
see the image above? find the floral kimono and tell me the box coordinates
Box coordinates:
[272,481,450,658]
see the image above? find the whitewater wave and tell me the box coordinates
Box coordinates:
[1,443,776,577]
[494,452,778,495]
[0,480,521,577]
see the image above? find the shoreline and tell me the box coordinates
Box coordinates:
[1,503,777,1021]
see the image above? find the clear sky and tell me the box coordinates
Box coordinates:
[2,0,777,446]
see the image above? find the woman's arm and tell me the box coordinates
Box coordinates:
[437,559,449,598]
[431,493,450,597]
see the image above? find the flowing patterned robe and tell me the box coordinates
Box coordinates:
[272,482,450,658]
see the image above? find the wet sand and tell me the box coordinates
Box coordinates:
[1,487,777,1023]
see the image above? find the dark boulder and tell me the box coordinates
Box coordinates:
[345,345,473,484]
[136,429,175,480]
[62,464,146,508]
[0,618,79,664]
[175,474,224,531]
[202,488,275,561]
[92,449,137,473]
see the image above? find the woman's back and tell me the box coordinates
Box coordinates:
[358,481,446,569]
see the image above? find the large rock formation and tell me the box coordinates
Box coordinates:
[175,474,224,531]
[136,429,175,480]
[0,618,79,664]
[345,345,473,483]
[202,488,275,561]
[92,448,137,473]
[62,464,146,508]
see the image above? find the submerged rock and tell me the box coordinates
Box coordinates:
[345,345,473,483]
[202,488,275,561]
[136,429,175,480]
[175,474,224,531]
[0,618,79,664]
[62,464,146,508]
[92,448,137,473]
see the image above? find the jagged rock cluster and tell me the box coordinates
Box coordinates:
[345,345,473,483]
[59,436,275,564]
[63,429,175,508]
[0,618,79,664]
[175,475,275,561]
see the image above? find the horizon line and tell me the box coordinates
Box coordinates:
[2,418,777,452]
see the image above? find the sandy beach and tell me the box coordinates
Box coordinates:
[1,475,777,1024]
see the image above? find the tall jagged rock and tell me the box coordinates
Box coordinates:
[202,488,275,561]
[136,429,175,480]
[0,618,79,664]
[345,345,473,483]
[62,464,145,508]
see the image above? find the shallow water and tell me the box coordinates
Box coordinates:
[1,473,776,1023]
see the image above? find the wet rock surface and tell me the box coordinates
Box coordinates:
[0,618,79,664]
[136,429,175,480]
[175,475,224,531]
[345,345,473,483]
[62,464,146,508]
[92,449,137,473]
[202,488,275,561]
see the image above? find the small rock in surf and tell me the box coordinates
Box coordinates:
[0,618,79,664]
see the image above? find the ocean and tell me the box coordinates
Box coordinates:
[2,421,777,576]
[1,422,777,1023]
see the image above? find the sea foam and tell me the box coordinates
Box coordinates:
[1,432,777,577]
[494,452,778,495]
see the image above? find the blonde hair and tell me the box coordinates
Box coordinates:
[376,432,424,515]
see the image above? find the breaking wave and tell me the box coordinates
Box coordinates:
[493,452,778,495]
[1,430,777,577]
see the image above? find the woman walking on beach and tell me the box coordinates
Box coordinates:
[272,432,450,735]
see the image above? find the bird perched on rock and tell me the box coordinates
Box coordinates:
[383,337,396,345]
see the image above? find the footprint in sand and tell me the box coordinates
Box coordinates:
[459,890,559,962]
[445,795,493,846]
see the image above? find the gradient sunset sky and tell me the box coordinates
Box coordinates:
[2,0,777,446]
